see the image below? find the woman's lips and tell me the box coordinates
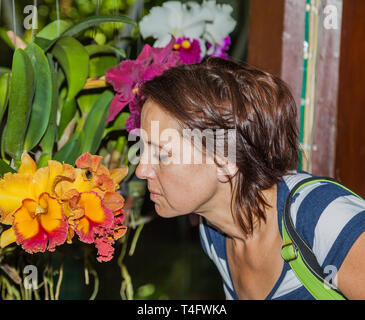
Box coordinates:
[149,188,162,199]
[150,192,162,200]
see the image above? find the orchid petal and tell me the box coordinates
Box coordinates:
[0,173,35,225]
[0,227,17,248]
[76,152,102,172]
[74,191,113,243]
[109,167,128,185]
[102,191,125,212]
[18,152,37,175]
[106,93,129,122]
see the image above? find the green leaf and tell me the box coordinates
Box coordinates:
[61,15,136,38]
[38,53,59,168]
[0,72,10,124]
[56,67,66,90]
[77,92,101,115]
[58,98,78,139]
[33,20,71,51]
[0,67,10,75]
[54,131,82,165]
[85,44,126,58]
[0,159,16,177]
[2,49,35,163]
[35,20,71,40]
[51,37,89,137]
[103,112,130,138]
[80,91,114,154]
[35,15,135,52]
[89,55,118,78]
[0,28,14,50]
[52,37,89,101]
[23,43,53,151]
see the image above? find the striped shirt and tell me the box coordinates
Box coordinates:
[199,170,365,299]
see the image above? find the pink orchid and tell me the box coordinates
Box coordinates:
[208,36,231,60]
[173,37,202,65]
[106,37,183,128]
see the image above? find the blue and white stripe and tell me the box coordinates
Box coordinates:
[199,171,365,300]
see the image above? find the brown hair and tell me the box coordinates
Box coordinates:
[140,57,299,235]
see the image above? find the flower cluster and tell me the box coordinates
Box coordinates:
[106,37,182,133]
[106,0,236,134]
[139,0,236,60]
[0,152,128,262]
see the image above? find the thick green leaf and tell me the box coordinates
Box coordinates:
[0,159,16,177]
[51,37,89,137]
[103,112,130,138]
[58,98,77,139]
[35,15,135,52]
[89,55,118,77]
[35,20,71,40]
[0,72,10,124]
[80,91,113,154]
[38,54,59,168]
[77,92,101,115]
[23,43,53,151]
[34,20,71,51]
[57,68,66,90]
[3,49,35,164]
[54,131,82,165]
[0,28,14,50]
[52,37,89,101]
[85,44,126,58]
[62,15,136,38]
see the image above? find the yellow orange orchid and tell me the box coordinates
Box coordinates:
[0,152,128,262]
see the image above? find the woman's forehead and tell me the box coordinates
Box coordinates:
[141,99,180,132]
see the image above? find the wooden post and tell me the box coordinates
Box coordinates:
[247,0,365,196]
[335,0,365,195]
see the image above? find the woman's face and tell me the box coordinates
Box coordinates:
[135,99,221,218]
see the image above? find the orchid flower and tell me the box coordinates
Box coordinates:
[0,152,128,262]
[173,37,202,64]
[106,37,182,132]
[201,0,236,54]
[139,1,208,48]
[139,1,236,59]
[207,36,231,60]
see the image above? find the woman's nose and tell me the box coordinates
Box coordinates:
[136,155,155,180]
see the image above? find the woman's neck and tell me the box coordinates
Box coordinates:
[199,182,279,247]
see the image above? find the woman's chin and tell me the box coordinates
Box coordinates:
[154,205,187,218]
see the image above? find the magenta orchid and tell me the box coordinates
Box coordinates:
[208,36,231,60]
[173,37,202,64]
[106,37,182,131]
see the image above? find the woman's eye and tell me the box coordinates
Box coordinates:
[153,153,167,161]
[154,150,170,164]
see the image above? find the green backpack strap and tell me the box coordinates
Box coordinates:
[281,176,363,300]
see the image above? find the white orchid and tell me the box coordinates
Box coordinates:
[201,0,237,46]
[139,0,236,59]
[139,1,208,48]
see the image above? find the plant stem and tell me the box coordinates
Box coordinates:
[55,264,64,300]
[128,222,144,256]
[89,269,99,300]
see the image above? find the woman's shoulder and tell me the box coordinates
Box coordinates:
[284,171,365,270]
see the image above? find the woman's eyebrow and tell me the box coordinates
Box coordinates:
[147,140,163,149]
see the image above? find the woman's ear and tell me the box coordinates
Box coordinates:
[215,155,238,183]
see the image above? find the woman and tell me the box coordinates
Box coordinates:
[135,57,365,300]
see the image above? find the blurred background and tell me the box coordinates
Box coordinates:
[0,0,364,300]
